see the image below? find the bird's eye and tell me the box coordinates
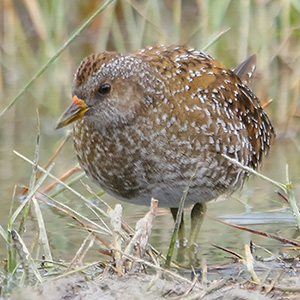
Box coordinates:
[98,83,111,95]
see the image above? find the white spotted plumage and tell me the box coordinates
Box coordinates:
[71,45,275,207]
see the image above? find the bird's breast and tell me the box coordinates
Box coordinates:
[72,113,248,207]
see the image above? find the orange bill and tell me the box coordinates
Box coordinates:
[55,96,89,129]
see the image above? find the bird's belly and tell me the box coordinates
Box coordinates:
[74,133,245,207]
[81,163,243,207]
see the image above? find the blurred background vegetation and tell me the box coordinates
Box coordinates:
[1,0,300,131]
[0,0,300,262]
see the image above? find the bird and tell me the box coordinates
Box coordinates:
[56,45,275,245]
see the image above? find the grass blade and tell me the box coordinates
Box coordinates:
[0,0,114,119]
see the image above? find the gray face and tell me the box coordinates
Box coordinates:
[72,54,161,128]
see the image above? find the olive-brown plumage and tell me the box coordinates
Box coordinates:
[56,45,275,209]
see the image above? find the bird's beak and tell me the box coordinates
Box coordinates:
[55,95,89,129]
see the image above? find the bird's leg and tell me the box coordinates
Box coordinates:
[187,202,207,249]
[170,207,185,247]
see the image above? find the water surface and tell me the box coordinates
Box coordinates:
[0,117,299,267]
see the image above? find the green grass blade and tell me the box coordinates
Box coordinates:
[0,0,115,119]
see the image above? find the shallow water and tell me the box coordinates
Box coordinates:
[0,115,299,266]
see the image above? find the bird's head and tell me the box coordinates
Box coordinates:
[56,52,158,129]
